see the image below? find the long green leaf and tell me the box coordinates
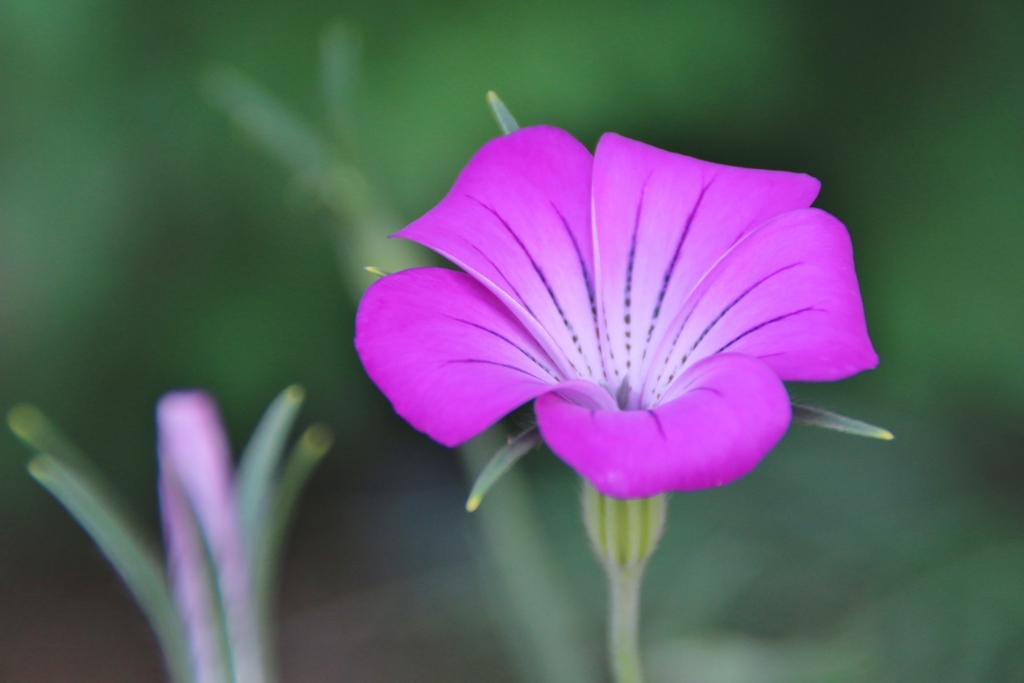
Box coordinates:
[320,22,360,146]
[466,426,542,512]
[487,91,520,134]
[8,403,88,465]
[791,403,893,440]
[203,64,333,177]
[28,453,192,683]
[251,425,332,628]
[236,385,305,555]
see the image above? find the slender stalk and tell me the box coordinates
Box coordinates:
[608,566,645,683]
[582,483,666,683]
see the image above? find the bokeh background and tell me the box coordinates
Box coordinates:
[2,0,1023,681]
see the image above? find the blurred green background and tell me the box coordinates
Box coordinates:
[1,0,1023,681]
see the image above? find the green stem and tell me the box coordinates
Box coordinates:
[581,483,666,683]
[608,566,645,683]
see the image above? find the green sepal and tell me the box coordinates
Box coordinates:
[466,426,541,512]
[791,403,893,440]
[581,482,667,570]
[487,91,520,135]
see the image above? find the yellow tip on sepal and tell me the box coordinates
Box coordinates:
[485,91,520,135]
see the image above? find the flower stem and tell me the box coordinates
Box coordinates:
[581,483,667,683]
[608,565,645,683]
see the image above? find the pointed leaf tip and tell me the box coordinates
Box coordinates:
[8,404,45,443]
[285,384,305,403]
[9,404,85,466]
[237,385,308,560]
[791,404,893,440]
[299,424,333,457]
[486,91,520,135]
[465,426,541,512]
[27,452,191,683]
[26,453,49,481]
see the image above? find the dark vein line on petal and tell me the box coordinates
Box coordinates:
[443,359,549,383]
[551,200,608,382]
[647,300,700,403]
[647,410,666,439]
[550,201,594,306]
[468,196,592,377]
[642,178,713,361]
[460,237,536,318]
[554,200,607,383]
[654,382,722,408]
[714,307,820,354]
[602,296,617,378]
[447,316,561,381]
[687,262,804,358]
[652,262,803,399]
[662,305,699,369]
[622,178,650,372]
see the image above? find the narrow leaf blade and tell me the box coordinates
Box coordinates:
[203,64,333,177]
[791,404,893,440]
[251,425,332,627]
[9,403,87,464]
[487,91,520,135]
[28,454,192,683]
[320,22,360,145]
[236,385,305,554]
[466,426,542,512]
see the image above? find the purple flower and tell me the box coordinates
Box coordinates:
[355,127,877,498]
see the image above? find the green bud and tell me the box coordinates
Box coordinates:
[582,482,667,572]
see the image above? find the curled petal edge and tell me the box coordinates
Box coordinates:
[535,354,792,498]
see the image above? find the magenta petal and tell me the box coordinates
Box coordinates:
[395,126,600,381]
[643,208,878,405]
[546,378,619,411]
[159,467,228,683]
[591,133,820,396]
[157,392,247,598]
[157,391,257,682]
[355,267,562,446]
[535,354,791,498]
